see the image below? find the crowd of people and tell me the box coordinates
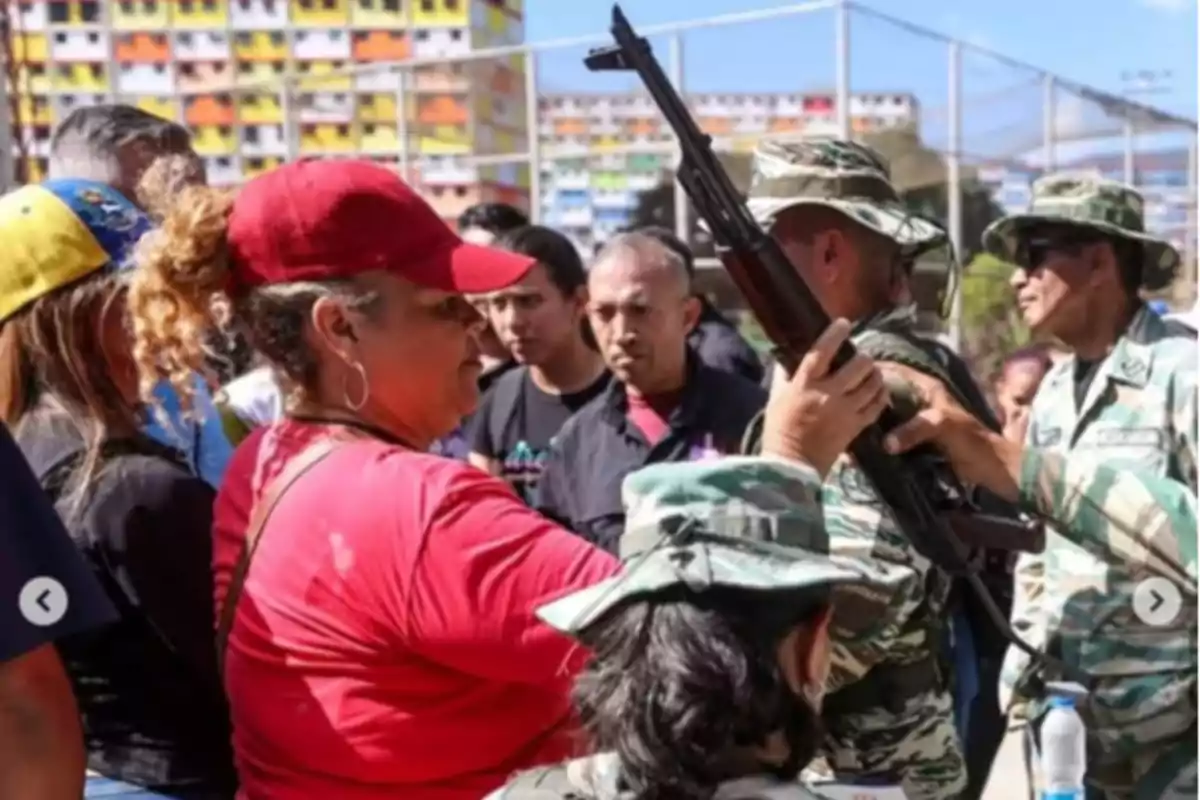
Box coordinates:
[0,104,1195,800]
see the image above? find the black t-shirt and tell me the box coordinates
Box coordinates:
[0,423,116,664]
[470,366,611,505]
[1073,358,1103,410]
[16,410,236,794]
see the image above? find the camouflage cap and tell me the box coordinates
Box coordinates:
[536,456,876,636]
[982,172,1181,291]
[744,137,949,254]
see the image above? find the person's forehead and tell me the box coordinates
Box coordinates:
[482,261,551,297]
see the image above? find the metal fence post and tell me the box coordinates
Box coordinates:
[281,81,298,161]
[1042,73,1056,173]
[525,48,541,224]
[835,0,851,138]
[946,39,963,352]
[1123,118,1136,185]
[669,33,688,244]
[394,66,411,182]
[1187,136,1198,296]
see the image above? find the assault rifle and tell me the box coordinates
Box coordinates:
[584,6,1078,681]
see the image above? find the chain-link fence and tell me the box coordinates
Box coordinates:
[2,0,1195,321]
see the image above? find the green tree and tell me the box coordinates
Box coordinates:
[958,251,1030,381]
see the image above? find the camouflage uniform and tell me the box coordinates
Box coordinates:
[983,175,1198,799]
[488,456,894,800]
[744,139,967,800]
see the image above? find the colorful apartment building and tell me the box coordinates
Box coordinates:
[4,0,530,222]
[537,90,919,249]
[977,148,1196,266]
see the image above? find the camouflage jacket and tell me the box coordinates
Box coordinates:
[746,307,962,692]
[486,754,826,800]
[1004,306,1198,752]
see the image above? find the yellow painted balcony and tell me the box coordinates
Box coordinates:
[234,31,287,61]
[351,0,407,27]
[295,61,352,91]
[417,124,469,155]
[299,124,356,154]
[411,0,468,26]
[53,64,109,92]
[360,123,400,152]
[356,93,399,123]
[236,61,286,87]
[134,97,176,120]
[192,125,237,155]
[17,97,53,126]
[17,65,52,94]
[238,94,285,124]
[24,157,48,184]
[174,0,229,28]
[290,0,350,26]
[244,156,283,179]
[113,0,172,29]
[12,34,48,62]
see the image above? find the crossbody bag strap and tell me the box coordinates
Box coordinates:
[216,437,344,672]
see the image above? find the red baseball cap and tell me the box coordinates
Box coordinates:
[225,159,534,294]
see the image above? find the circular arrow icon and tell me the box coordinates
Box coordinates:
[18,577,69,627]
[1133,577,1183,628]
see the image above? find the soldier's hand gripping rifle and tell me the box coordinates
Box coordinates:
[584,5,1082,683]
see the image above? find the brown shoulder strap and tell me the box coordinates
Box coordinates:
[216,438,343,671]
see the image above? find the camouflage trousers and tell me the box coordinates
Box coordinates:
[1085,730,1196,800]
[819,687,966,800]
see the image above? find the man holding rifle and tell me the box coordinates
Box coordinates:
[740,138,995,800]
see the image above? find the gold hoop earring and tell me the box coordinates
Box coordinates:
[342,361,370,413]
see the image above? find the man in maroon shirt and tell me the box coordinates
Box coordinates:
[536,232,767,551]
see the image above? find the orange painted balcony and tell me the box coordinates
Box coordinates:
[185,94,237,126]
[352,30,409,61]
[553,119,586,136]
[417,96,468,126]
[699,117,733,135]
[769,118,802,133]
[116,33,171,62]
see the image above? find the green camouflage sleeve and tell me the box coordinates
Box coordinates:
[821,458,930,691]
[1016,446,1198,585]
[1001,416,1050,700]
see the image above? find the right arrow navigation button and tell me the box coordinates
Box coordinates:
[1133,577,1184,627]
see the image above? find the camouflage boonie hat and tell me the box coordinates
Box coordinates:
[982,172,1181,291]
[744,137,949,254]
[536,457,876,636]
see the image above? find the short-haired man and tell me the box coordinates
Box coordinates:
[739,138,1007,799]
[986,174,1197,799]
[49,105,232,487]
[537,231,766,553]
[49,104,201,206]
[636,226,765,384]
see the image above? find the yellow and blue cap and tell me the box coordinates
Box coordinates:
[0,179,152,322]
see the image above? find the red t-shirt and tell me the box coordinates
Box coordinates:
[212,420,618,800]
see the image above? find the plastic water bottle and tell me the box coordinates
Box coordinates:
[1041,695,1086,800]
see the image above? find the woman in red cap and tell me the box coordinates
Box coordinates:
[126,158,888,800]
[127,158,619,800]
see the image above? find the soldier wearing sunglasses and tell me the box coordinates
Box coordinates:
[984,174,1197,800]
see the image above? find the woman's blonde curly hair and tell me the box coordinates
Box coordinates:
[128,156,235,414]
[128,155,383,415]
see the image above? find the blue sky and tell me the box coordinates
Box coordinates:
[524,0,1197,163]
